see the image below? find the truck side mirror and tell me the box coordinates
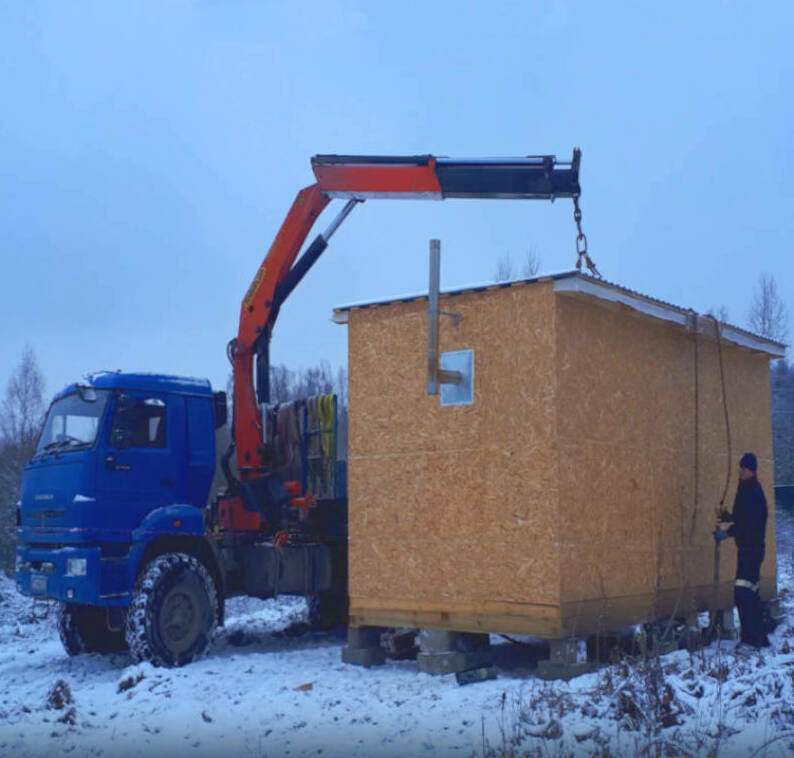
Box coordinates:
[213,392,228,429]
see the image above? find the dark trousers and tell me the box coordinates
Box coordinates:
[734,547,766,646]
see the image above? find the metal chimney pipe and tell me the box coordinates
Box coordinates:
[427,239,463,396]
[427,239,441,395]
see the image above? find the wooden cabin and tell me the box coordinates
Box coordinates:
[333,272,783,639]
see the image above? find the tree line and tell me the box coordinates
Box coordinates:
[746,274,791,491]
[0,347,45,574]
[256,362,349,461]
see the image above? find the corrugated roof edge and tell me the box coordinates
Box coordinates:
[331,271,786,358]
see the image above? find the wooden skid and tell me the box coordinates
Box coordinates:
[350,578,775,638]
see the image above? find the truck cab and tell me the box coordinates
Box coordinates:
[15,373,224,657]
[15,371,345,666]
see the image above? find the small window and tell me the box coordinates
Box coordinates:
[440,349,474,406]
[111,396,167,449]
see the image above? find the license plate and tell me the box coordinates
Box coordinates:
[31,574,47,594]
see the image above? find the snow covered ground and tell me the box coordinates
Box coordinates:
[1,511,794,758]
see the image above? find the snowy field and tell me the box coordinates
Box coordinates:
[1,511,794,758]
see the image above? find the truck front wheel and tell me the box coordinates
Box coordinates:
[57,603,127,655]
[125,552,217,667]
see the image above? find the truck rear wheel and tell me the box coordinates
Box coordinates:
[126,552,217,667]
[57,603,127,655]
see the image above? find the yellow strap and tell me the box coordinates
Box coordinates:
[320,394,334,454]
[735,578,760,592]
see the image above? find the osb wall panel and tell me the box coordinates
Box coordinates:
[555,295,777,619]
[347,282,562,614]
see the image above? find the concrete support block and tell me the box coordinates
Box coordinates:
[548,638,582,665]
[417,650,488,675]
[632,625,681,656]
[381,628,418,660]
[341,626,386,667]
[416,629,492,676]
[346,626,382,648]
[537,638,595,680]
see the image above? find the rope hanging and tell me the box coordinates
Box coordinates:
[689,310,700,544]
[710,315,733,510]
[703,313,732,600]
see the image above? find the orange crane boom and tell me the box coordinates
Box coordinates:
[230,151,582,479]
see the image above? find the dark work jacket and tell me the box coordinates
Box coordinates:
[723,478,767,550]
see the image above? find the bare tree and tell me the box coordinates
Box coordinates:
[335,366,348,408]
[749,277,792,490]
[493,252,513,282]
[268,364,295,404]
[335,367,349,460]
[1,346,45,448]
[707,305,729,324]
[771,361,794,487]
[521,247,542,278]
[227,362,348,408]
[495,249,541,282]
[228,361,349,459]
[748,273,789,343]
[0,346,46,573]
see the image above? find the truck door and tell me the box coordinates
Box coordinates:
[95,392,187,533]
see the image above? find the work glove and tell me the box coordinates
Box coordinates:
[713,529,729,542]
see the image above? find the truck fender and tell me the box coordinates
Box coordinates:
[132,504,204,542]
[127,506,226,625]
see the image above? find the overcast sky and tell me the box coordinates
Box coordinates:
[1,1,792,402]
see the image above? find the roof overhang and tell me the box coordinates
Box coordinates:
[553,276,785,358]
[332,272,786,359]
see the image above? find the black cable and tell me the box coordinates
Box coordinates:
[709,315,732,599]
[690,310,700,543]
[710,315,733,508]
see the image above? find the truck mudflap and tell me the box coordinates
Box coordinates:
[239,542,333,598]
[14,545,132,606]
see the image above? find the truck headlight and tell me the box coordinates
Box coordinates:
[66,558,87,577]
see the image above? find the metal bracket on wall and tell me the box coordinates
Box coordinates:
[439,310,461,330]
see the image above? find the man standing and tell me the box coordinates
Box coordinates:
[716,452,769,648]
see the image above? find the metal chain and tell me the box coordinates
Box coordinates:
[572,196,601,278]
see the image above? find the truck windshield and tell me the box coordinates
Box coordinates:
[34,390,110,457]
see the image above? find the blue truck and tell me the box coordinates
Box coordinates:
[14,152,581,666]
[15,372,347,666]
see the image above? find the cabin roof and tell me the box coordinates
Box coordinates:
[332,271,785,358]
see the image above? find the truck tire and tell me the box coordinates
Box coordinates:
[57,603,127,655]
[125,552,217,667]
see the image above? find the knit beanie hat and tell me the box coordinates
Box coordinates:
[740,452,757,472]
